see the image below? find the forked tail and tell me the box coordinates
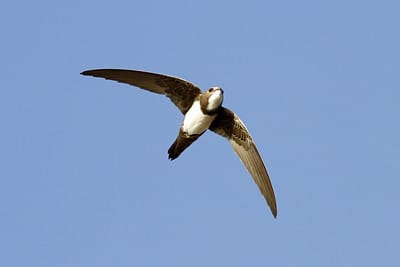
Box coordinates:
[168,129,202,160]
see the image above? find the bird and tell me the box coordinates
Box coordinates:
[81,69,277,218]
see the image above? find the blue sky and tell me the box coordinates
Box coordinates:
[1,0,399,266]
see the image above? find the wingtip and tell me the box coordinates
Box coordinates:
[270,203,278,218]
[81,69,101,76]
[268,202,278,218]
[272,210,278,219]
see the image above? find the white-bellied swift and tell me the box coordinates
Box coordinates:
[81,69,278,218]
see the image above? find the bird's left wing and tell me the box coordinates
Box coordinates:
[209,107,277,218]
[81,69,201,114]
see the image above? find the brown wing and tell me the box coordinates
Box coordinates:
[81,69,202,114]
[210,107,277,218]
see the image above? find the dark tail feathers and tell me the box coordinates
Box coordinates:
[168,130,201,160]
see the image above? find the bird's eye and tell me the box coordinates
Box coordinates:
[208,88,213,92]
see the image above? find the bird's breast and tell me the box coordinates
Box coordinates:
[182,100,217,135]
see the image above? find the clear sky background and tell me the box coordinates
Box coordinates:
[1,1,399,266]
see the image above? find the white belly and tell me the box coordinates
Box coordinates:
[182,100,216,135]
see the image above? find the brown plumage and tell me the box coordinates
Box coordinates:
[210,108,277,217]
[81,69,201,114]
[168,129,202,160]
[81,69,278,218]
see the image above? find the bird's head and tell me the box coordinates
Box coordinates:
[201,87,224,114]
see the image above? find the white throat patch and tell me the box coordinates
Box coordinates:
[207,90,223,111]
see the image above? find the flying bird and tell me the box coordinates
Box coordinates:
[81,69,278,218]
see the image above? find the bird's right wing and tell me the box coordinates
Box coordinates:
[210,107,277,218]
[81,69,202,114]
